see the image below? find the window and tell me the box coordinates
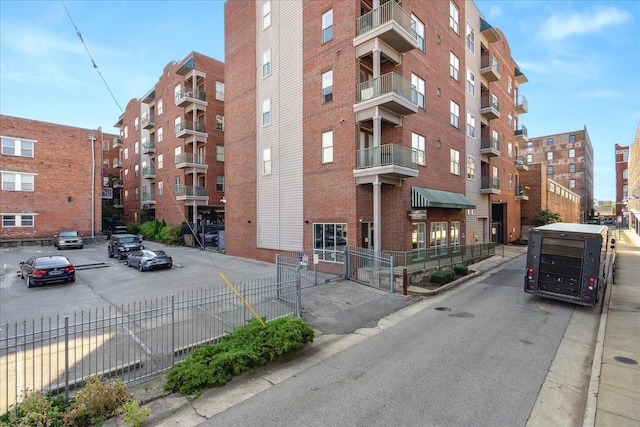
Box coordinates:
[322,130,333,163]
[450,222,460,251]
[174,176,181,190]
[507,111,513,127]
[263,147,272,175]
[412,132,425,166]
[507,77,513,95]
[412,223,426,258]
[526,141,533,149]
[158,181,163,196]
[2,214,34,227]
[413,15,425,51]
[508,142,513,158]
[314,223,347,263]
[322,70,333,103]
[430,222,448,250]
[450,149,460,175]
[569,179,576,188]
[492,165,499,180]
[158,154,164,169]
[546,137,553,146]
[216,81,225,101]
[466,22,474,53]
[134,141,139,155]
[569,134,576,142]
[216,145,224,162]
[263,1,271,29]
[157,127,163,142]
[134,164,139,177]
[216,176,224,192]
[466,113,475,137]
[322,9,333,43]
[1,137,34,157]
[263,99,271,126]
[124,125,128,139]
[547,151,553,161]
[467,156,475,179]
[508,173,513,190]
[124,189,129,202]
[623,151,629,162]
[216,114,225,131]
[157,98,163,115]
[450,101,460,128]
[263,50,271,78]
[449,1,459,33]
[569,163,576,173]
[411,74,425,108]
[549,183,555,192]
[527,154,533,164]
[623,169,628,179]
[2,172,35,191]
[134,117,139,132]
[547,166,554,175]
[466,69,475,96]
[569,148,576,158]
[450,52,460,81]
[134,187,139,201]
[124,169,129,181]
[174,146,181,160]
[124,147,129,160]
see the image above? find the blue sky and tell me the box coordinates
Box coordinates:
[1,1,638,203]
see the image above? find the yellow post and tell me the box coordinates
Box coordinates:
[219,272,266,327]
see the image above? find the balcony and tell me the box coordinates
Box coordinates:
[353,143,419,185]
[175,88,207,108]
[353,72,418,123]
[515,95,528,114]
[515,156,529,171]
[515,125,528,142]
[142,166,156,179]
[480,176,501,195]
[480,95,500,120]
[142,192,155,204]
[175,185,208,202]
[113,199,123,208]
[175,152,208,174]
[480,17,500,44]
[141,113,155,129]
[113,159,123,168]
[112,179,123,188]
[354,0,418,63]
[480,53,500,82]
[515,186,529,201]
[480,136,500,157]
[112,137,122,147]
[142,140,155,154]
[175,120,207,139]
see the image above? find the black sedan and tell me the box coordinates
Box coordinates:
[20,255,76,287]
[125,249,173,272]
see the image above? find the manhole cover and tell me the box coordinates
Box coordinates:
[614,356,638,365]
[434,307,451,311]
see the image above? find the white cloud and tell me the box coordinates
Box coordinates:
[537,6,632,41]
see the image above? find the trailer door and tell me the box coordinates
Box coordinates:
[538,237,584,297]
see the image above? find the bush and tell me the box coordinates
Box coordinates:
[126,223,141,235]
[454,265,469,275]
[157,224,181,245]
[430,270,455,285]
[61,376,133,426]
[164,316,314,395]
[140,220,161,240]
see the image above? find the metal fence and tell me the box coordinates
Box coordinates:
[0,277,301,414]
[276,251,345,289]
[345,247,396,292]
[383,243,497,272]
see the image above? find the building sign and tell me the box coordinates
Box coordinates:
[407,209,427,219]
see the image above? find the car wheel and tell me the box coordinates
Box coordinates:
[79,245,83,249]
[108,250,113,258]
[138,262,144,272]
[124,258,129,266]
[70,277,76,283]
[57,246,61,250]
[27,275,34,288]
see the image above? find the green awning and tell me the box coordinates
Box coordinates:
[411,187,476,209]
[113,118,123,127]
[176,56,195,75]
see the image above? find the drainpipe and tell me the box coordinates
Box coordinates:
[89,133,97,237]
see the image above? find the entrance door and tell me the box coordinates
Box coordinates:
[361,222,373,249]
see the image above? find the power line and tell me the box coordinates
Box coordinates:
[61,0,123,113]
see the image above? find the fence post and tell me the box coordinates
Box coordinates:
[390,256,395,293]
[296,267,302,317]
[276,254,281,284]
[64,316,69,401]
[170,295,175,367]
[344,246,350,279]
[402,266,407,295]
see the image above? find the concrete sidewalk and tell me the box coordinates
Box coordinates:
[585,230,640,426]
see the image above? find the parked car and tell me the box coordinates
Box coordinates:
[108,234,144,260]
[125,249,173,271]
[54,230,83,250]
[204,231,219,246]
[20,255,76,287]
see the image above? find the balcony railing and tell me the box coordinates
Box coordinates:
[175,185,207,197]
[517,186,529,197]
[480,53,500,82]
[175,120,206,136]
[142,167,156,177]
[112,138,122,147]
[515,95,528,114]
[481,176,500,192]
[142,141,155,154]
[356,144,417,170]
[481,95,500,119]
[175,88,207,106]
[357,72,417,107]
[141,113,155,129]
[356,0,416,37]
[515,156,529,170]
[175,152,207,166]
[480,136,500,156]
[142,192,155,202]
[113,159,123,168]
[515,125,528,141]
[113,199,123,207]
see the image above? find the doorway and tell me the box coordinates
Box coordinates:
[361,222,374,249]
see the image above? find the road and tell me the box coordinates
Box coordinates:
[198,255,599,427]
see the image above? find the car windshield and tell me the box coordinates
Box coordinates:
[35,257,70,267]
[150,250,166,256]
[59,231,78,237]
[118,237,136,243]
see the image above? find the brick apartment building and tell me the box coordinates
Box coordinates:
[615,143,629,226]
[115,52,225,228]
[0,115,116,240]
[223,0,528,262]
[628,124,640,237]
[520,127,594,223]
[519,164,581,234]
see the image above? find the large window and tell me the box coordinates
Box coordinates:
[450,149,460,175]
[547,151,553,161]
[449,52,460,81]
[2,214,34,227]
[1,137,34,157]
[322,130,333,163]
[450,101,460,128]
[569,148,576,158]
[322,9,333,43]
[508,173,513,190]
[2,172,34,191]
[466,69,475,96]
[216,145,224,162]
[466,113,475,137]
[411,73,425,108]
[263,1,271,29]
[449,1,459,33]
[569,179,576,188]
[216,81,225,101]
[157,127,163,143]
[450,222,460,251]
[569,163,576,173]
[263,50,271,78]
[412,222,427,260]
[322,70,333,103]
[465,22,474,53]
[430,222,448,250]
[467,156,475,179]
[508,142,513,158]
[216,115,224,131]
[158,154,164,169]
[314,223,347,263]
[263,147,272,175]
[216,176,224,192]
[412,132,425,166]
[527,154,533,164]
[412,14,425,51]
[263,99,271,126]
[157,98,163,115]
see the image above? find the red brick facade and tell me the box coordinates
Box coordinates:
[615,143,629,221]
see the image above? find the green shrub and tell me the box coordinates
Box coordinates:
[126,223,141,235]
[157,224,182,245]
[116,401,151,427]
[164,316,314,395]
[454,265,469,275]
[61,376,133,426]
[430,270,455,284]
[140,220,161,240]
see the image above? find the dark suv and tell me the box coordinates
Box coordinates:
[108,234,144,260]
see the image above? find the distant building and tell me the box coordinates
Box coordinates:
[615,143,629,226]
[520,127,594,223]
[0,115,116,240]
[628,124,640,237]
